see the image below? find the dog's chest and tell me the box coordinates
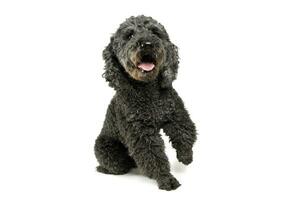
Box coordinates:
[124,90,175,126]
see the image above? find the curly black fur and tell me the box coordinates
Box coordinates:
[94,15,197,191]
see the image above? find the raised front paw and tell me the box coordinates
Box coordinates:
[177,149,193,165]
[157,174,181,191]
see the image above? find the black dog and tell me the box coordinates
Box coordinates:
[95,15,197,191]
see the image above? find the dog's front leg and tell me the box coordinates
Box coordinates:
[124,123,180,190]
[163,95,197,165]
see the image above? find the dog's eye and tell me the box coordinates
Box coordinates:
[150,27,163,38]
[124,30,135,40]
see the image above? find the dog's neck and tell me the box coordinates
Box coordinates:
[117,77,165,98]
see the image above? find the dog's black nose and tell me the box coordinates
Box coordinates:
[139,41,153,49]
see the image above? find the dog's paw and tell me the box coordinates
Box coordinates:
[177,149,193,165]
[96,166,113,174]
[157,175,181,191]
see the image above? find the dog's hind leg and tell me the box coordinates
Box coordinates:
[95,100,136,175]
[95,134,136,175]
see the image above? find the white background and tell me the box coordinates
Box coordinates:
[0,0,287,199]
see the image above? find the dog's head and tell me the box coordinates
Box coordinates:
[103,15,179,89]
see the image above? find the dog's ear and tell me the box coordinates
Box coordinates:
[102,36,126,90]
[159,42,179,88]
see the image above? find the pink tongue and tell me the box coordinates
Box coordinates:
[137,63,155,71]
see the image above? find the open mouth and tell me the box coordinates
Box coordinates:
[137,54,156,73]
